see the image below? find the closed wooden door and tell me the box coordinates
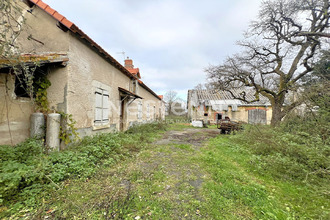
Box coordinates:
[248,109,266,124]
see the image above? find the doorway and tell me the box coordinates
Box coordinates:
[120,97,126,131]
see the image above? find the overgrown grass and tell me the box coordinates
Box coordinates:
[2,115,329,219]
[45,125,329,219]
[200,134,329,219]
[208,118,329,219]
[231,124,329,184]
[0,122,167,218]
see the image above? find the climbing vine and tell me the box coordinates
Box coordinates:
[59,112,80,145]
[34,75,51,113]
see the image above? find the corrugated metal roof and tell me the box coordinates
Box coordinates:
[190,89,270,106]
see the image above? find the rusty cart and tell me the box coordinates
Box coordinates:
[217,119,243,134]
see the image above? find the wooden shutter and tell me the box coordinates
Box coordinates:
[95,89,110,125]
[95,90,103,124]
[102,91,109,123]
[138,102,142,120]
[248,109,266,124]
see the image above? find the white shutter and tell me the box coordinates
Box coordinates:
[95,91,103,123]
[95,92,103,108]
[232,104,238,112]
[102,91,109,123]
[147,104,150,119]
[102,108,109,122]
[103,94,109,109]
[138,102,142,119]
[95,88,110,125]
[95,108,102,121]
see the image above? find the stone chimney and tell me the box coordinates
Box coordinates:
[124,57,134,69]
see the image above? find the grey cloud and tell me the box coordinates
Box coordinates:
[43,0,261,99]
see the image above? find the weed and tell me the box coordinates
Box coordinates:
[231,125,330,184]
[0,122,167,218]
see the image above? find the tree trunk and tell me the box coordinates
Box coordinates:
[270,101,284,127]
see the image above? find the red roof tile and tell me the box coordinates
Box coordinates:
[127,68,141,78]
[52,12,64,22]
[44,5,56,16]
[33,0,47,9]
[29,0,73,29]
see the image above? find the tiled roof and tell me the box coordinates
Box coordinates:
[127,68,141,78]
[29,0,73,28]
[27,0,161,100]
[189,89,270,106]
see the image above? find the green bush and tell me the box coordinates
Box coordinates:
[0,122,167,212]
[0,139,45,202]
[232,124,330,183]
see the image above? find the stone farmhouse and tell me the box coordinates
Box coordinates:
[187,89,272,125]
[0,0,165,146]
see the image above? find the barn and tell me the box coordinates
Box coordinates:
[187,89,272,125]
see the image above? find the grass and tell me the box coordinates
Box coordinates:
[201,136,291,219]
[1,121,329,219]
[0,122,167,219]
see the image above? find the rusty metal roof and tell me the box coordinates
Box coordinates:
[118,87,143,99]
[189,89,270,106]
[0,53,69,68]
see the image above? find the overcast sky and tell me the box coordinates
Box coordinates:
[42,0,262,100]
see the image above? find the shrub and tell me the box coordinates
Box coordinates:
[0,122,167,211]
[232,124,330,183]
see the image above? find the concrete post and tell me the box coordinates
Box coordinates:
[30,113,45,139]
[46,113,61,151]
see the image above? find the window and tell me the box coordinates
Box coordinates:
[153,106,156,119]
[147,104,150,120]
[132,79,139,94]
[15,72,30,98]
[14,66,48,98]
[137,101,142,120]
[94,88,109,126]
[216,113,222,120]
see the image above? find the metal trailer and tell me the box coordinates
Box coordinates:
[217,119,242,134]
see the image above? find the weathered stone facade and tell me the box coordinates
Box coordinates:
[0,1,165,145]
[187,89,272,125]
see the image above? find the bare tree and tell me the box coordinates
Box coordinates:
[164,90,178,115]
[0,0,24,62]
[1,1,42,100]
[206,0,329,126]
[194,83,205,90]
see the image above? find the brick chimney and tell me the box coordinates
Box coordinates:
[124,57,141,79]
[124,57,134,69]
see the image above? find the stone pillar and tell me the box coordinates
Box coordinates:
[30,113,45,139]
[46,113,61,151]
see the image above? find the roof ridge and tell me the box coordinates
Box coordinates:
[27,0,161,100]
